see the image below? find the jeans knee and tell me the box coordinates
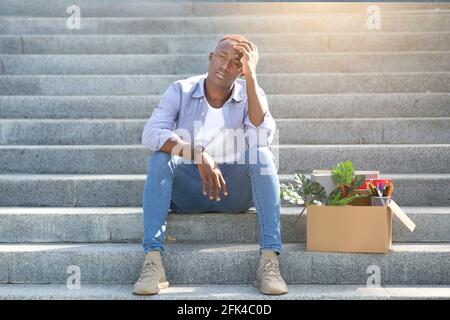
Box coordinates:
[246,146,275,167]
[148,151,176,178]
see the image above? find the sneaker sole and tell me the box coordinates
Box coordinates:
[254,280,288,295]
[132,281,170,295]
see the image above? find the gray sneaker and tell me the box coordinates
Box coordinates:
[133,250,169,295]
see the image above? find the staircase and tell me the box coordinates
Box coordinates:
[0,0,449,300]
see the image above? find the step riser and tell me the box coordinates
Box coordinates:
[2,1,449,17]
[1,74,449,95]
[1,15,449,34]
[0,209,448,243]
[1,119,448,145]
[2,284,450,300]
[2,34,450,54]
[2,53,450,74]
[1,244,448,285]
[0,176,448,207]
[1,94,449,119]
[1,146,448,174]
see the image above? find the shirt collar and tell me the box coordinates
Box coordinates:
[192,74,243,103]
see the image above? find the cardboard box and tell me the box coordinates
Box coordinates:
[306,197,415,254]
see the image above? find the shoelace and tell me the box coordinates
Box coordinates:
[138,260,158,282]
[262,259,283,281]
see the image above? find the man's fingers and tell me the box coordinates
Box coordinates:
[198,169,207,196]
[201,179,207,196]
[207,176,214,200]
[214,175,221,201]
[219,174,228,196]
[234,42,252,54]
[233,43,250,56]
[236,40,255,50]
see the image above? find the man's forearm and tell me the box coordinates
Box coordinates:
[159,137,195,160]
[246,74,267,127]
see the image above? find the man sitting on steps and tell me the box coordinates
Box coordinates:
[134,34,288,296]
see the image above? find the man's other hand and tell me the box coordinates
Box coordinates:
[195,152,229,202]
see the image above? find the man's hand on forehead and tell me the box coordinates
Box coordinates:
[231,39,259,76]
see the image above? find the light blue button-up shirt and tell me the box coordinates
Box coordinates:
[142,73,276,152]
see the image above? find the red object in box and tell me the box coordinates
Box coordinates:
[356,179,392,190]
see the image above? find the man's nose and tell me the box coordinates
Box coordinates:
[219,59,231,73]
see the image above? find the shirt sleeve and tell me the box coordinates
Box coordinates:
[243,87,276,147]
[142,83,182,151]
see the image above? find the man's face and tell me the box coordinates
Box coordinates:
[207,39,243,88]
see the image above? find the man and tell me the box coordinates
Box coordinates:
[134,34,288,296]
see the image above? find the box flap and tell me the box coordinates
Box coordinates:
[388,200,416,232]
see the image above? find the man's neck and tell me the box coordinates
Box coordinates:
[204,77,233,108]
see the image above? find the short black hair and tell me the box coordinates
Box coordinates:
[214,34,250,52]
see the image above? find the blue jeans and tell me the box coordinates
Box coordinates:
[142,146,282,254]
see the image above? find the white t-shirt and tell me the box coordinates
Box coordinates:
[194,99,242,163]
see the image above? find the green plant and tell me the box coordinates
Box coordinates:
[280,173,327,206]
[280,173,326,223]
[280,160,369,223]
[326,160,367,205]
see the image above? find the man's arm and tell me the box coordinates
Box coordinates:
[160,137,228,202]
[142,83,183,152]
[159,137,194,161]
[246,74,267,127]
[233,40,276,146]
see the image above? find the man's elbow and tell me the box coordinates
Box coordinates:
[142,129,159,151]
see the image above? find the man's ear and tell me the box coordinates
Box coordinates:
[208,52,213,61]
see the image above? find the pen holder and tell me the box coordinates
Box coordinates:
[370,196,391,207]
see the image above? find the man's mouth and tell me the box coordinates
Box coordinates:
[216,72,227,80]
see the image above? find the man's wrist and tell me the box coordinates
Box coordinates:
[191,145,205,162]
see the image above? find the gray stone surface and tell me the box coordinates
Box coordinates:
[2,52,449,74]
[0,243,449,285]
[0,254,8,283]
[1,1,449,17]
[1,284,450,300]
[0,173,449,207]
[1,73,449,95]
[0,14,449,35]
[0,283,441,300]
[1,145,449,174]
[0,207,112,242]
[2,33,450,55]
[1,94,450,119]
[1,118,449,145]
[0,206,448,243]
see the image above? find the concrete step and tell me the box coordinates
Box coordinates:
[1,94,449,119]
[1,118,448,145]
[1,14,449,35]
[2,1,449,17]
[0,173,448,207]
[1,73,449,95]
[2,52,450,74]
[0,284,449,300]
[0,206,448,243]
[2,33,450,54]
[0,144,448,174]
[0,243,448,284]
